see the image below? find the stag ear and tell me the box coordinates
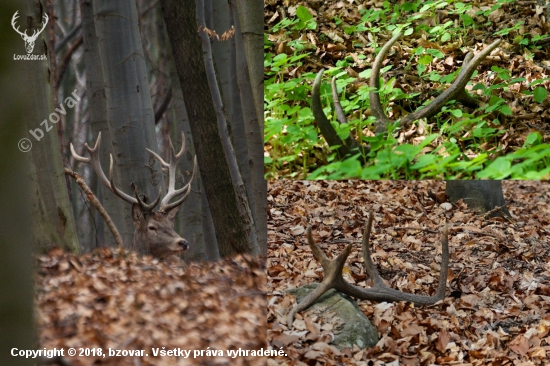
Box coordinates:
[164,204,181,221]
[131,203,147,226]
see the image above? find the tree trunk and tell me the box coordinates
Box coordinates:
[23,1,80,253]
[234,0,263,128]
[93,0,163,247]
[79,0,125,248]
[160,0,258,256]
[446,181,511,217]
[231,0,267,253]
[0,2,36,363]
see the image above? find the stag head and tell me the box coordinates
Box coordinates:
[130,191,189,258]
[70,132,197,259]
[11,11,48,53]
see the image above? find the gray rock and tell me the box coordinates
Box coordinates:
[287,283,379,349]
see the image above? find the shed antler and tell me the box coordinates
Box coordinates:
[287,209,449,327]
[312,33,501,158]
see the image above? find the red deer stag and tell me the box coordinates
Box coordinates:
[312,32,501,160]
[70,132,197,259]
[288,210,449,327]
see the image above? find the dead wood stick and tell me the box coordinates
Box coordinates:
[65,168,124,247]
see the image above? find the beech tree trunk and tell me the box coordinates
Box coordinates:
[93,0,163,247]
[23,1,80,253]
[79,0,124,248]
[160,0,259,256]
[446,181,511,217]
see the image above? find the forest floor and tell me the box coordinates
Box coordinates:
[267,180,550,365]
[36,250,267,366]
[264,0,550,179]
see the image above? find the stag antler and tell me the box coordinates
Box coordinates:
[146,132,197,213]
[287,209,449,327]
[70,132,197,212]
[312,32,501,157]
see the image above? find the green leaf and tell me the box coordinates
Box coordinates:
[525,132,542,146]
[426,49,444,58]
[296,6,313,21]
[533,87,547,103]
[418,54,433,65]
[499,105,512,116]
[477,157,512,179]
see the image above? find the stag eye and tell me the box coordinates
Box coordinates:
[148,226,156,231]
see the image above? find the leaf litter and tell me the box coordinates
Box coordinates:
[36,249,267,365]
[267,180,550,365]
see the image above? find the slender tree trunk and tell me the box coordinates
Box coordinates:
[153,4,209,261]
[234,0,263,130]
[160,0,258,256]
[93,0,163,247]
[208,0,265,254]
[79,0,125,248]
[197,0,259,254]
[231,0,267,253]
[23,1,80,253]
[169,83,206,261]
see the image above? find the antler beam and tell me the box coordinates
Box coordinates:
[311,33,502,156]
[287,209,449,327]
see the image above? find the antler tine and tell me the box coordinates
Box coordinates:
[287,226,354,327]
[399,39,501,128]
[331,77,348,125]
[361,209,384,286]
[70,133,133,204]
[147,131,187,211]
[174,131,186,158]
[148,132,196,213]
[311,70,349,159]
[371,32,403,133]
[131,183,161,211]
[159,156,198,212]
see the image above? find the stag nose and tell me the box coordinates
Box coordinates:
[178,239,189,251]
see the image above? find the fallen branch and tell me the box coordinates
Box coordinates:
[64,168,124,247]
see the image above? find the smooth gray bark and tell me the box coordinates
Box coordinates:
[197,0,259,254]
[209,0,266,254]
[93,0,163,247]
[23,3,80,253]
[231,1,267,253]
[446,181,511,217]
[79,0,125,248]
[234,0,263,130]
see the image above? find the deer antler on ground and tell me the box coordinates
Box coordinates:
[311,33,501,158]
[287,210,449,327]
